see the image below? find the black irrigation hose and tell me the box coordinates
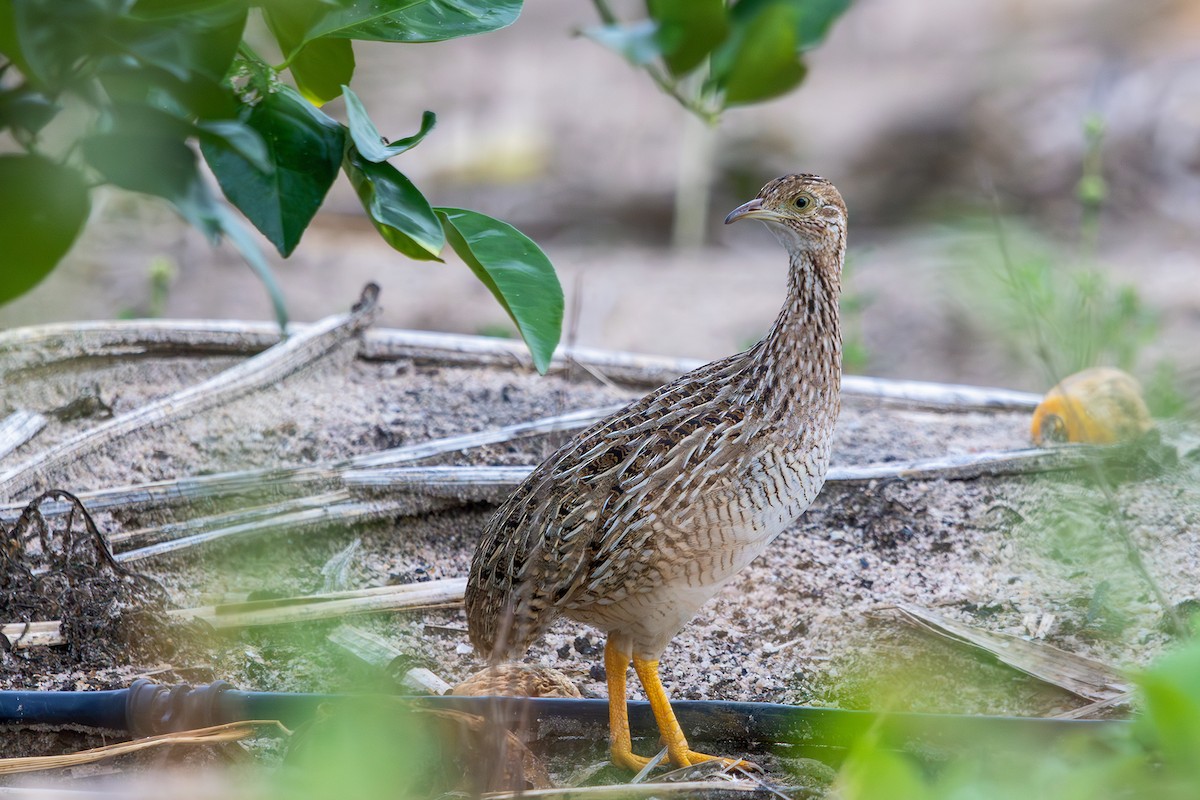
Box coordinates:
[0,680,1123,754]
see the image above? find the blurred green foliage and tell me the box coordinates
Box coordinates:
[0,0,562,372]
[831,635,1200,799]
[958,114,1189,414]
[118,255,176,319]
[958,223,1158,381]
[585,0,851,123]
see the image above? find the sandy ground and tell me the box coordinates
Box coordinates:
[1,0,1199,787]
[0,325,1196,773]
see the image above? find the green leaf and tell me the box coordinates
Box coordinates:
[837,746,931,800]
[647,0,729,77]
[342,86,435,162]
[103,102,271,174]
[0,87,59,135]
[435,207,562,374]
[731,0,851,51]
[113,0,247,83]
[83,131,221,237]
[1134,640,1200,774]
[580,21,662,67]
[711,4,806,106]
[11,0,124,89]
[195,119,271,174]
[294,0,522,49]
[0,1,35,78]
[264,3,355,105]
[344,146,443,261]
[201,84,344,257]
[290,38,356,106]
[99,61,236,120]
[0,154,91,304]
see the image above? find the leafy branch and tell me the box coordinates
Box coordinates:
[0,0,562,372]
[583,0,851,125]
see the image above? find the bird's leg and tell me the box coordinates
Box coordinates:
[632,655,753,770]
[606,638,653,771]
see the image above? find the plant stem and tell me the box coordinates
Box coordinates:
[588,0,720,124]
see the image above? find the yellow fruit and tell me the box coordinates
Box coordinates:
[1031,367,1153,445]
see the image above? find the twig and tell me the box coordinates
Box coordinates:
[328,624,404,671]
[3,578,468,644]
[889,603,1131,701]
[0,621,61,649]
[0,286,379,502]
[108,491,351,550]
[8,444,1110,565]
[1052,691,1134,720]
[173,577,468,629]
[0,404,621,524]
[0,463,341,524]
[0,319,1043,410]
[99,445,1101,562]
[348,404,621,468]
[344,444,1120,498]
[0,410,46,460]
[116,496,412,563]
[0,720,287,775]
[342,465,534,494]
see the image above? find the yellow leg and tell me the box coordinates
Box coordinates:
[606,639,652,771]
[632,655,754,771]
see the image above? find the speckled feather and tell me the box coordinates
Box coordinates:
[466,175,847,661]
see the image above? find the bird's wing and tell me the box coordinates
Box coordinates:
[465,351,758,660]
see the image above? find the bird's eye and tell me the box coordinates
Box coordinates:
[794,195,812,210]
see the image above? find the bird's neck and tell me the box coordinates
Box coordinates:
[753,244,843,420]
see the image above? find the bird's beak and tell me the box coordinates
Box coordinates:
[724,197,770,224]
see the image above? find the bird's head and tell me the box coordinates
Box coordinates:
[724,174,847,259]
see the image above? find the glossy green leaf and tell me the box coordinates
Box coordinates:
[435,207,562,374]
[83,131,221,238]
[264,3,355,106]
[11,0,123,88]
[104,102,270,174]
[195,119,271,174]
[648,0,729,77]
[580,21,661,67]
[0,154,91,304]
[344,146,443,261]
[201,84,344,257]
[110,0,247,83]
[342,86,435,162]
[0,87,59,135]
[731,0,851,51]
[294,0,522,49]
[0,1,34,78]
[291,38,356,106]
[99,61,236,120]
[712,4,806,106]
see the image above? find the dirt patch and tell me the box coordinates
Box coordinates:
[0,332,1197,779]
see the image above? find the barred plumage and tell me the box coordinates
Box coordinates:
[465,174,846,771]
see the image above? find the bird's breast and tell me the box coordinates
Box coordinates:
[649,436,832,588]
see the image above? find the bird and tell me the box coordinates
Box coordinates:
[1030,367,1153,445]
[465,174,846,771]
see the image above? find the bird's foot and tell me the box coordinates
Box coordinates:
[609,745,655,772]
[674,749,761,773]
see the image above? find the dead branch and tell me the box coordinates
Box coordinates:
[0,286,379,502]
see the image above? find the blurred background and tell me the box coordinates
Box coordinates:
[3,0,1198,394]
